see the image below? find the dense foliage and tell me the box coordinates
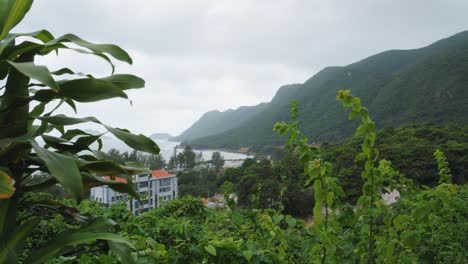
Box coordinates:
[0,1,159,262]
[321,125,467,202]
[15,89,468,263]
[2,1,467,263]
[106,149,166,170]
[22,183,468,263]
[213,157,313,217]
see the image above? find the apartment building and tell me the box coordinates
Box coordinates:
[90,169,178,215]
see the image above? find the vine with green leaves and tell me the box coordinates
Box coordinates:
[274,100,345,263]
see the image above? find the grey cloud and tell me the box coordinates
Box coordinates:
[13,0,468,135]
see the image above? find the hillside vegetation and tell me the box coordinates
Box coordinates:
[176,31,468,149]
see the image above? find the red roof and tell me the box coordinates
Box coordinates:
[151,169,173,178]
[104,176,127,183]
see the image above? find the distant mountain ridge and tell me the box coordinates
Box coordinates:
[150,133,173,140]
[175,31,468,150]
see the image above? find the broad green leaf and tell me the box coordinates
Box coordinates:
[78,216,116,232]
[101,74,145,90]
[392,214,409,230]
[37,115,159,155]
[29,140,83,200]
[60,78,127,102]
[242,250,253,262]
[79,160,130,175]
[272,214,284,224]
[41,134,91,153]
[27,232,135,264]
[50,67,75,76]
[7,61,59,90]
[21,198,79,217]
[92,149,125,164]
[75,134,102,147]
[0,30,54,55]
[109,241,137,264]
[105,126,160,155]
[82,173,139,199]
[204,245,217,256]
[286,216,297,228]
[65,98,77,113]
[0,0,33,40]
[45,33,132,64]
[0,171,15,199]
[38,115,99,126]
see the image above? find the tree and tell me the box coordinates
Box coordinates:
[0,1,160,262]
[177,145,198,169]
[147,154,166,170]
[211,151,225,172]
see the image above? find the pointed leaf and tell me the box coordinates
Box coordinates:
[60,78,127,102]
[0,30,54,55]
[45,33,132,64]
[0,0,33,40]
[101,74,145,90]
[82,173,139,199]
[242,250,253,262]
[38,115,99,126]
[105,126,160,155]
[7,61,59,90]
[204,245,217,256]
[27,232,134,264]
[109,241,137,264]
[79,160,129,175]
[29,140,83,199]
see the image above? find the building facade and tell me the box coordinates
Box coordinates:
[90,169,178,215]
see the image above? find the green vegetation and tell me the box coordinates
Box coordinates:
[106,149,166,170]
[178,31,468,150]
[320,124,468,202]
[18,91,468,263]
[0,1,159,262]
[171,103,269,142]
[1,1,467,263]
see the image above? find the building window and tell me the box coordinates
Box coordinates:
[160,178,170,186]
[139,182,149,188]
[159,187,171,193]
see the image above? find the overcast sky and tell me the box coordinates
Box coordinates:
[15,0,468,136]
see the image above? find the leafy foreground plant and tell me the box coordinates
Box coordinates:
[274,90,467,263]
[0,1,159,263]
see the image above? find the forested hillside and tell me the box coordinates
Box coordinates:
[173,84,302,142]
[177,31,468,149]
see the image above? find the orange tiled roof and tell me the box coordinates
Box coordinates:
[151,169,173,178]
[104,176,127,183]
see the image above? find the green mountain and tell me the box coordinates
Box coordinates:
[176,31,468,150]
[171,100,272,142]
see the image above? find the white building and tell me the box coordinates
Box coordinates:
[90,169,178,215]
